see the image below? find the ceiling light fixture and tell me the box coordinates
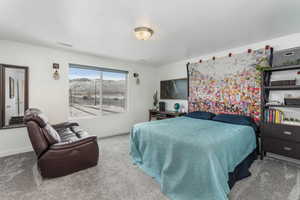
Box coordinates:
[134,27,154,40]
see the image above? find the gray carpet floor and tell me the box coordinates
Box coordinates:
[0,135,300,200]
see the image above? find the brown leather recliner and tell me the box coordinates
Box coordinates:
[24,108,99,178]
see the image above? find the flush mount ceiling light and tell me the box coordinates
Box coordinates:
[134,27,154,40]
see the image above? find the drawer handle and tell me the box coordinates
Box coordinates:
[283,147,292,151]
[283,131,292,135]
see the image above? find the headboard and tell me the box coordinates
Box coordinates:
[187,48,271,121]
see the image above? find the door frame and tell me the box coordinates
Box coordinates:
[0,65,3,128]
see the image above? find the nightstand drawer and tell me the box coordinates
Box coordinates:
[261,123,300,142]
[263,138,300,159]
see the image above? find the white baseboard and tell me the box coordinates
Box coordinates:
[99,132,129,139]
[0,133,129,158]
[0,146,33,158]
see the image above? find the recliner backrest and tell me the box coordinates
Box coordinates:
[24,108,61,157]
[25,120,49,157]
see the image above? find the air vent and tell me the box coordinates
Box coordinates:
[57,42,73,47]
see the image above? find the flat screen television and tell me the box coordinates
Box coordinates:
[160,78,187,99]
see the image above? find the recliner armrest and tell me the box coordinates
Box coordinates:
[50,136,97,150]
[38,135,99,178]
[52,122,79,130]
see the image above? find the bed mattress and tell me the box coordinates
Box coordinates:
[130,117,256,200]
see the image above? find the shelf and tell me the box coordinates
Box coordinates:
[264,105,300,108]
[262,122,300,127]
[263,85,300,90]
[264,65,300,72]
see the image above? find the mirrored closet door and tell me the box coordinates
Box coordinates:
[0,64,28,129]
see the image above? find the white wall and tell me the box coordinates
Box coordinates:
[158,33,300,111]
[0,40,158,157]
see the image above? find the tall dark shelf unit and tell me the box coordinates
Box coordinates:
[261,64,300,160]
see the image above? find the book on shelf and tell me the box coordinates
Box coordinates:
[264,109,284,124]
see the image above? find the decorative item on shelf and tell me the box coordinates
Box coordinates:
[284,97,300,106]
[280,59,300,67]
[272,46,300,67]
[266,100,283,106]
[282,110,300,125]
[212,56,216,61]
[247,49,252,53]
[153,90,158,110]
[53,63,60,80]
[255,57,271,72]
[133,73,140,85]
[282,117,300,126]
[270,79,296,86]
[180,105,185,113]
[174,103,180,112]
[228,53,232,57]
[284,117,300,122]
[159,102,166,112]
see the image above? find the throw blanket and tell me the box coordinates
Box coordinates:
[130,117,256,200]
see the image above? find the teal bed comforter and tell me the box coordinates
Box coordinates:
[130,117,256,200]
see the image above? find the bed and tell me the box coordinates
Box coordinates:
[130,116,257,200]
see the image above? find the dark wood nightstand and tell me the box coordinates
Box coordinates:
[261,123,300,160]
[149,110,186,121]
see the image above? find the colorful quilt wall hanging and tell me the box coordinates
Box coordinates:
[187,49,270,121]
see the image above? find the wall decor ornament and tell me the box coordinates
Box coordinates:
[53,63,60,80]
[174,103,180,112]
[187,48,271,121]
[133,72,140,84]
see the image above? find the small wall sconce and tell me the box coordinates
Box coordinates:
[53,63,60,80]
[133,72,140,85]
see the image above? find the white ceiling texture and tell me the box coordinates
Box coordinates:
[0,0,300,66]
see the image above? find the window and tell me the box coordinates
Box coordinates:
[69,64,128,118]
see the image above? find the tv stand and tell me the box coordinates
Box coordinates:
[149,110,186,121]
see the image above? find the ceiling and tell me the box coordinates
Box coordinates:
[0,0,300,66]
